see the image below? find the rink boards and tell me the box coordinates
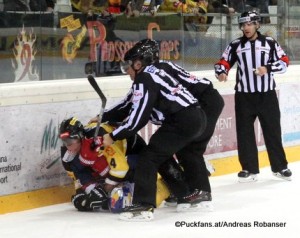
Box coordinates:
[1,66,300,214]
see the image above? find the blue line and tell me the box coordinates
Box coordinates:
[283,132,300,142]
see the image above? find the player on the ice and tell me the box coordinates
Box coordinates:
[59,117,189,213]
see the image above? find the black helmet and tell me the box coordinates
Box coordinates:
[138,39,160,63]
[238,10,260,28]
[120,39,160,73]
[59,117,84,141]
[124,39,159,66]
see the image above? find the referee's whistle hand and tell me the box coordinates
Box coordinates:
[253,66,267,76]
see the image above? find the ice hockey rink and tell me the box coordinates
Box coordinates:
[1,161,299,238]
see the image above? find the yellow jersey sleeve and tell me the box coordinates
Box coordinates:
[102,139,129,185]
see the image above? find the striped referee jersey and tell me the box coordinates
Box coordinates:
[102,65,199,140]
[215,32,289,93]
[156,60,213,96]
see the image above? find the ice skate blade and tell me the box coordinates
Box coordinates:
[238,175,257,183]
[119,211,154,221]
[273,173,292,181]
[164,201,177,207]
[177,201,214,212]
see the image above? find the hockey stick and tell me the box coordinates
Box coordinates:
[87,75,107,139]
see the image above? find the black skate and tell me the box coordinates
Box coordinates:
[238,170,258,183]
[119,203,154,221]
[177,189,213,212]
[273,169,292,181]
[164,194,178,207]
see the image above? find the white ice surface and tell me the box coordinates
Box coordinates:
[1,161,299,238]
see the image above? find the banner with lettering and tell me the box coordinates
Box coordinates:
[0,11,186,83]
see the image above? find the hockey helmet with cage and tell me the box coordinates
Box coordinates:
[238,10,261,28]
[59,117,84,145]
[120,39,159,73]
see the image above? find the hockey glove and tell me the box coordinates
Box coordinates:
[90,136,104,150]
[71,190,92,212]
[86,185,109,211]
[214,64,227,77]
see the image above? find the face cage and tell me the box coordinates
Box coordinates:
[59,132,81,146]
[61,137,81,146]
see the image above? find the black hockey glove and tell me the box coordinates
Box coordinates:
[214,64,227,77]
[71,190,92,212]
[86,185,108,211]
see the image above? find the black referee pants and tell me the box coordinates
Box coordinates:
[235,91,288,174]
[177,88,224,193]
[132,106,207,207]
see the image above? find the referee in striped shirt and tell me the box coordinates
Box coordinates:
[101,41,209,219]
[214,10,292,182]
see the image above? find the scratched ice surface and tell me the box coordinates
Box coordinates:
[1,161,299,238]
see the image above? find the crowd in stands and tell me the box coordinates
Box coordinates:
[0,1,279,31]
[1,1,278,15]
[68,0,277,16]
[68,0,277,33]
[2,0,55,12]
